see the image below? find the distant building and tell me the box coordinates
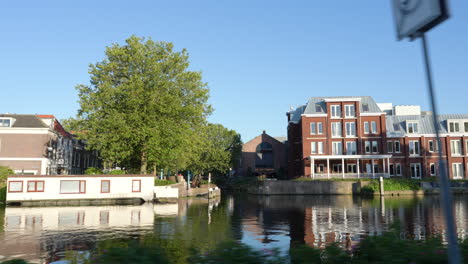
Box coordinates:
[240,131,287,178]
[0,114,99,175]
[287,96,468,179]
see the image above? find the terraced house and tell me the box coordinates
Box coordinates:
[287,96,468,180]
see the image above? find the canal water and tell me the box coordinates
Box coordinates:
[0,194,466,263]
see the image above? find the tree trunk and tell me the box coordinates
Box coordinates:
[153,165,157,176]
[140,151,148,174]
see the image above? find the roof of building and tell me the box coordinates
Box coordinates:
[289,105,306,123]
[0,114,49,128]
[303,96,383,115]
[273,136,287,143]
[386,114,468,136]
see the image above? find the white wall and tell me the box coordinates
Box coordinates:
[6,175,155,202]
[394,105,421,116]
[154,186,179,198]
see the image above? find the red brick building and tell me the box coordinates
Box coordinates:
[287,96,468,180]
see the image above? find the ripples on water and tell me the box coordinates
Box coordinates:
[0,194,466,263]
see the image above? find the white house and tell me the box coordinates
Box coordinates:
[6,174,155,205]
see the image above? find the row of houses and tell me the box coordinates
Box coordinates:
[240,96,468,180]
[0,114,99,175]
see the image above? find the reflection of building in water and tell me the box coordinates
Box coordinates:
[1,204,155,263]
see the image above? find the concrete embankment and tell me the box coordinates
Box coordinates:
[247,180,369,195]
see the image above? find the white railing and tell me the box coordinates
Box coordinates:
[310,173,390,179]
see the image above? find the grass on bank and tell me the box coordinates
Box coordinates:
[154,179,176,186]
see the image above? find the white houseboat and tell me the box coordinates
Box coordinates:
[6,174,155,206]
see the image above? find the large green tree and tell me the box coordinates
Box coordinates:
[76,36,211,173]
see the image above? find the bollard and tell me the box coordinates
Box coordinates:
[379,176,384,196]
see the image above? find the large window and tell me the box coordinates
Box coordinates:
[428,140,439,153]
[311,142,317,154]
[8,181,23,193]
[371,121,377,134]
[101,180,110,193]
[60,180,86,194]
[364,122,370,134]
[345,105,355,118]
[310,123,316,134]
[449,121,460,133]
[317,122,323,134]
[410,163,422,179]
[430,163,436,176]
[409,140,420,155]
[450,140,462,155]
[345,122,356,137]
[27,181,44,192]
[389,164,395,176]
[331,122,342,137]
[387,141,393,153]
[332,142,342,155]
[318,142,324,154]
[330,105,341,118]
[372,141,378,153]
[394,141,401,153]
[407,121,419,134]
[396,163,402,176]
[256,142,273,168]
[365,141,371,153]
[452,163,464,179]
[346,141,357,155]
[132,180,141,192]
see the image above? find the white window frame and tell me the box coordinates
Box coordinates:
[318,142,324,154]
[347,164,357,173]
[311,142,317,154]
[371,121,377,134]
[346,141,357,155]
[464,122,468,133]
[389,164,395,176]
[331,122,342,138]
[0,117,13,127]
[372,141,378,153]
[410,163,422,179]
[407,121,419,134]
[394,141,401,153]
[364,141,371,154]
[448,121,460,133]
[332,141,342,155]
[409,140,420,156]
[428,140,434,152]
[330,105,342,118]
[452,163,464,179]
[364,122,370,134]
[345,122,356,137]
[387,141,393,153]
[395,163,402,176]
[430,163,436,176]
[310,123,316,134]
[450,140,462,156]
[344,105,355,118]
[317,122,323,134]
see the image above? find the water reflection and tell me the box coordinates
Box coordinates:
[0,194,466,263]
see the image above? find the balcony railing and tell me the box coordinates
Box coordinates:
[309,173,390,179]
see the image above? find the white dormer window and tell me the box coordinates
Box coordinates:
[448,121,460,133]
[345,105,355,118]
[0,118,12,127]
[407,121,419,134]
[330,105,341,118]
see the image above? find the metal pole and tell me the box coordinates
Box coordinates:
[421,33,460,264]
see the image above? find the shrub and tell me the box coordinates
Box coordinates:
[84,167,103,175]
[106,170,125,175]
[154,179,175,186]
[0,166,14,180]
[0,186,6,203]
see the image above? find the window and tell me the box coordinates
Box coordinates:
[372,141,378,153]
[132,180,141,192]
[387,141,393,153]
[389,164,395,176]
[0,118,11,127]
[347,164,357,173]
[365,141,371,153]
[393,124,400,131]
[318,142,324,154]
[315,104,322,112]
[346,141,357,155]
[332,164,342,173]
[311,142,317,154]
[101,180,110,193]
[316,164,325,173]
[331,122,342,137]
[364,122,370,134]
[466,140,468,156]
[410,163,422,179]
[317,122,323,134]
[449,121,460,133]
[428,140,434,152]
[310,123,316,134]
[371,121,377,134]
[330,105,341,118]
[396,163,402,176]
[409,140,420,155]
[345,105,355,118]
[60,180,86,194]
[345,122,356,137]
[407,121,419,134]
[27,181,44,192]
[394,141,401,153]
[452,163,464,179]
[465,122,468,133]
[450,140,461,155]
[430,163,436,176]
[8,181,23,192]
[332,142,342,155]
[362,104,369,111]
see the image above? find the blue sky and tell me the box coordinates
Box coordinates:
[1,1,467,142]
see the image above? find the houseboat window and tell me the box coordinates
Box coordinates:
[8,181,23,192]
[0,118,11,127]
[27,181,44,192]
[60,180,86,194]
[101,180,110,193]
[132,180,141,192]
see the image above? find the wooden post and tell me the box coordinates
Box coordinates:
[379,176,384,196]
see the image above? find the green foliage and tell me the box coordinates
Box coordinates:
[91,242,168,264]
[361,179,422,195]
[0,166,14,180]
[0,186,6,203]
[154,179,175,186]
[75,35,211,174]
[106,170,125,175]
[0,260,31,264]
[60,117,85,132]
[85,167,103,175]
